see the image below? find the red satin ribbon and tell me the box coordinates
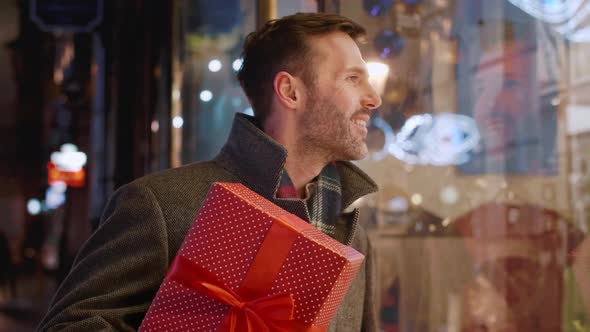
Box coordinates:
[168,214,328,332]
[169,256,325,332]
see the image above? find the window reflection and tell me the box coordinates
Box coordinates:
[457,19,558,175]
[178,0,255,162]
[332,0,590,331]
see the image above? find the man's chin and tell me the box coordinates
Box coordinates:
[344,146,369,161]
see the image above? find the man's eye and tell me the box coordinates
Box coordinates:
[348,76,360,83]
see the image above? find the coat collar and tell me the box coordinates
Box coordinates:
[213,113,378,216]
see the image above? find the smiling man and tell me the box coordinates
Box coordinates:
[38,12,382,332]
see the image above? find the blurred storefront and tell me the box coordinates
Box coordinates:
[0,0,174,329]
[1,0,589,331]
[172,0,590,331]
[329,1,590,331]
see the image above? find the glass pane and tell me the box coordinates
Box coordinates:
[331,1,590,331]
[177,0,256,163]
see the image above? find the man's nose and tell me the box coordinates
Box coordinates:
[362,84,382,110]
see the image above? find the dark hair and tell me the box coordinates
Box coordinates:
[236,12,366,124]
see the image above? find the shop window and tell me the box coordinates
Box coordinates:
[328,0,590,331]
[173,0,256,163]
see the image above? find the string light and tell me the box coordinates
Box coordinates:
[200,90,213,102]
[172,116,184,129]
[208,59,222,72]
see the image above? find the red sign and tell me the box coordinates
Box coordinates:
[47,161,85,188]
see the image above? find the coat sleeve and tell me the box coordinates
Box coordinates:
[37,181,169,332]
[362,234,378,332]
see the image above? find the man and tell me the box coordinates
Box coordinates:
[38,12,382,331]
[458,20,558,175]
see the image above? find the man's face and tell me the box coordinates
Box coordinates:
[296,32,382,161]
[473,42,533,154]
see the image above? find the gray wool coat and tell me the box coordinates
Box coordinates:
[38,114,379,332]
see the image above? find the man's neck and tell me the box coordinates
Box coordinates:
[262,108,330,198]
[283,155,326,198]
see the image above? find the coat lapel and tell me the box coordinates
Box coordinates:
[213,113,379,240]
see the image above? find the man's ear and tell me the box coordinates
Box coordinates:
[273,71,302,109]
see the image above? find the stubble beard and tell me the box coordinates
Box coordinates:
[297,92,368,162]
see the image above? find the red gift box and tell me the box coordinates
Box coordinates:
[139,182,365,332]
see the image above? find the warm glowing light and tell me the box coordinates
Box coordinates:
[172,89,181,101]
[27,199,42,216]
[151,120,160,133]
[442,218,451,227]
[208,59,222,72]
[386,197,409,212]
[46,182,67,209]
[411,194,423,205]
[440,185,459,205]
[200,90,213,102]
[366,61,390,96]
[172,116,184,129]
[232,59,243,72]
[50,144,87,172]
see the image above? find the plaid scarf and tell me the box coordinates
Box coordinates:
[276,162,342,238]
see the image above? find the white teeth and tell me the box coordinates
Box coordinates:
[352,119,367,127]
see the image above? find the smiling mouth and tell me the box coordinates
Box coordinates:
[352,119,368,127]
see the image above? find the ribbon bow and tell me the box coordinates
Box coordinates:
[169,256,324,332]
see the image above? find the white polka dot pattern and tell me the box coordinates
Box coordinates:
[306,230,365,326]
[139,182,365,331]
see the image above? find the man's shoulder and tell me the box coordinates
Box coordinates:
[138,160,226,184]
[124,160,238,202]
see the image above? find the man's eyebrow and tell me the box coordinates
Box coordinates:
[344,66,369,76]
